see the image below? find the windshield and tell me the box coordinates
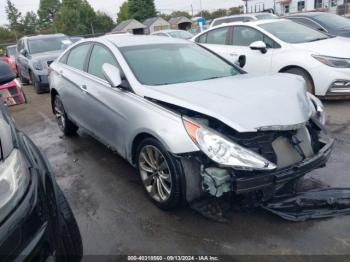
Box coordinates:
[28,37,72,54]
[120,44,240,86]
[168,31,193,39]
[260,20,329,43]
[6,46,16,56]
[314,13,350,29]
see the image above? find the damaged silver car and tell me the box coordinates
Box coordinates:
[49,35,334,216]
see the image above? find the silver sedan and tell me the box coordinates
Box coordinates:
[49,35,333,210]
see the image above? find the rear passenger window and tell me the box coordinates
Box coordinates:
[206,27,229,45]
[87,45,118,80]
[66,44,90,70]
[197,33,207,43]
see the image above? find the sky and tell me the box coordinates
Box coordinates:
[0,0,247,26]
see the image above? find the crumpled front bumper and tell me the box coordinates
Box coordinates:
[234,135,334,194]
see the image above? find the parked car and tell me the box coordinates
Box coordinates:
[49,35,332,210]
[0,79,26,106]
[210,13,279,28]
[193,19,350,97]
[16,34,72,94]
[0,45,17,75]
[70,36,84,43]
[286,12,350,38]
[0,61,82,260]
[151,29,193,39]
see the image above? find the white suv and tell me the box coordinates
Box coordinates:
[193,19,350,97]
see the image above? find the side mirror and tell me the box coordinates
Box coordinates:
[102,63,122,88]
[0,62,16,85]
[250,41,267,54]
[20,49,28,57]
[238,55,246,68]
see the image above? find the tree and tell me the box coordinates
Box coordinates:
[157,13,171,21]
[22,11,39,35]
[169,11,191,19]
[37,0,60,31]
[195,10,211,20]
[5,0,23,34]
[210,9,228,19]
[228,6,243,15]
[94,12,115,34]
[0,26,17,43]
[128,0,156,21]
[117,1,129,23]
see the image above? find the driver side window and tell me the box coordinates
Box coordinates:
[232,26,278,48]
[87,44,118,80]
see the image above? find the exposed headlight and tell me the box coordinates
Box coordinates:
[308,93,326,125]
[32,60,43,70]
[312,55,350,68]
[183,118,277,171]
[0,149,30,222]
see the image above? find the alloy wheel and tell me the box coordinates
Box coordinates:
[54,97,65,131]
[138,145,172,203]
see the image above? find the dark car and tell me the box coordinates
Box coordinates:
[286,12,350,38]
[0,61,82,260]
[16,34,72,94]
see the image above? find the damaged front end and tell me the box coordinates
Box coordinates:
[179,110,339,222]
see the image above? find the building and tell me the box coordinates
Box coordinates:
[168,16,192,30]
[143,17,170,34]
[112,19,146,35]
[245,0,349,15]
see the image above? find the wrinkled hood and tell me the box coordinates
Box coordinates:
[294,36,350,58]
[143,74,312,132]
[30,50,63,63]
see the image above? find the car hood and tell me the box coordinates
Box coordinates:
[293,36,350,58]
[143,74,312,132]
[30,50,63,62]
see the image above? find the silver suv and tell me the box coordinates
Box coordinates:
[16,34,72,93]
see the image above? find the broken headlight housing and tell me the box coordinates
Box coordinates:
[183,118,277,171]
[0,149,30,222]
[308,93,326,125]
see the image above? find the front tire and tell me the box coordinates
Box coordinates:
[136,138,183,210]
[19,69,29,85]
[284,68,315,94]
[56,188,83,262]
[53,95,78,136]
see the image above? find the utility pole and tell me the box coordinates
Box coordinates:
[191,4,194,17]
[90,22,95,37]
[199,0,203,17]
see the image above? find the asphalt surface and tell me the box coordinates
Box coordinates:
[10,85,350,255]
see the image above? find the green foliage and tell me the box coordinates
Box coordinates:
[95,11,115,33]
[210,9,228,19]
[157,13,171,21]
[128,0,156,21]
[22,11,39,35]
[169,11,191,19]
[228,7,243,15]
[38,0,60,30]
[0,26,17,43]
[5,0,23,33]
[117,1,129,23]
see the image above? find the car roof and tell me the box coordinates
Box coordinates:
[152,29,185,34]
[213,13,275,21]
[211,18,284,28]
[285,12,326,18]
[23,33,67,40]
[101,35,191,47]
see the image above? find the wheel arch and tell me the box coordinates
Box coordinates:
[131,132,158,165]
[50,88,59,114]
[279,65,315,90]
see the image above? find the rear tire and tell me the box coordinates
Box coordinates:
[53,94,78,136]
[283,68,314,94]
[136,137,183,210]
[56,188,83,262]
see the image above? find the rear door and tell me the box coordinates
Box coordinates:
[16,39,30,79]
[57,43,92,129]
[227,25,276,73]
[197,26,233,62]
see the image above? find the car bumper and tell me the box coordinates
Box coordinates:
[0,134,60,261]
[309,65,350,97]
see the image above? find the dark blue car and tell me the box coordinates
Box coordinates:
[286,12,350,38]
